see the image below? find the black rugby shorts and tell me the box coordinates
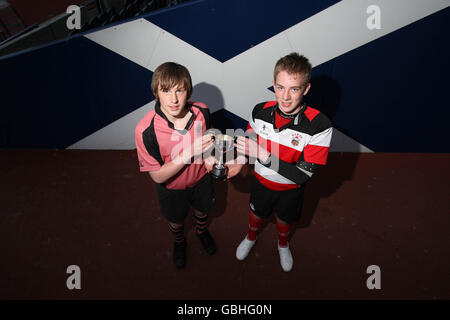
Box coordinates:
[156,173,215,224]
[249,175,305,224]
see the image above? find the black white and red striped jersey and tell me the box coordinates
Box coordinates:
[248,101,333,191]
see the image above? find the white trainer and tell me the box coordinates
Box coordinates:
[278,243,293,272]
[236,236,256,260]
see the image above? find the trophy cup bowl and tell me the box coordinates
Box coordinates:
[211,134,235,180]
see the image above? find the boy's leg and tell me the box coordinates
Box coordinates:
[168,222,185,243]
[276,216,291,248]
[236,177,275,261]
[236,210,263,260]
[193,210,208,235]
[275,216,293,272]
[156,184,190,268]
[190,174,216,255]
[247,210,263,241]
[193,209,216,255]
[274,186,305,272]
[168,221,187,269]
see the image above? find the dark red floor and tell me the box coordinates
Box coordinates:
[1,150,449,299]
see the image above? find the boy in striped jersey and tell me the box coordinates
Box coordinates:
[234,53,333,272]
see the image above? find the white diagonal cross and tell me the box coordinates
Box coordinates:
[69,0,449,151]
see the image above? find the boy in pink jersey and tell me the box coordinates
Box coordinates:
[135,62,224,268]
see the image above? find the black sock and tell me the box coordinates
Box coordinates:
[168,223,185,243]
[194,213,208,235]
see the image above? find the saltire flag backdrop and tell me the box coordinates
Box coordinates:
[1,0,449,152]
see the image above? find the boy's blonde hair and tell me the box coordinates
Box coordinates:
[274,53,312,86]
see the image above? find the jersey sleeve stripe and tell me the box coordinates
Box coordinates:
[192,103,211,129]
[135,128,162,172]
[138,117,164,171]
[302,144,329,165]
[263,101,277,109]
[304,107,320,121]
[309,127,333,147]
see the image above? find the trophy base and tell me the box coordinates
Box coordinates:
[211,165,227,180]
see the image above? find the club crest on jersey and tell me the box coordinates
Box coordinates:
[291,133,302,146]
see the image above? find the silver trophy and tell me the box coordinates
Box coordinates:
[211,134,235,180]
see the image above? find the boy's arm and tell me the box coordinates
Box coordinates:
[224,155,247,179]
[235,135,317,184]
[147,134,213,184]
[260,154,316,185]
[148,152,191,184]
[259,126,333,184]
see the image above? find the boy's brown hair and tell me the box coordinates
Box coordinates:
[151,62,193,101]
[274,53,312,86]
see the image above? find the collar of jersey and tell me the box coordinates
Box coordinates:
[271,102,306,131]
[155,102,197,133]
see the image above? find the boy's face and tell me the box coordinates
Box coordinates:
[273,70,311,115]
[157,83,188,119]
